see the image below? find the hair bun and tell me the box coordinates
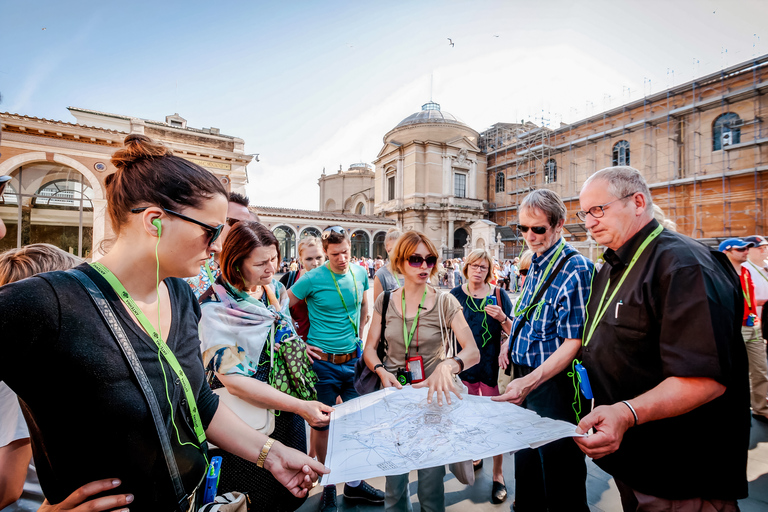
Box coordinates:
[111,134,173,170]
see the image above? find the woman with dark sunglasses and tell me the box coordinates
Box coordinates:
[364,230,479,512]
[0,135,326,512]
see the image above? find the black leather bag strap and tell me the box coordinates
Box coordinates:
[66,269,190,511]
[504,252,575,375]
[376,291,390,362]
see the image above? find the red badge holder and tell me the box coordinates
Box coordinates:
[406,355,425,383]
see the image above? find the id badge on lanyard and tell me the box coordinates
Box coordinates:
[406,355,425,383]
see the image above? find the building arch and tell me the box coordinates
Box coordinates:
[355,202,366,214]
[324,198,336,211]
[712,112,741,150]
[476,237,485,249]
[272,225,297,261]
[373,231,387,259]
[0,152,104,200]
[544,159,557,184]
[300,226,322,239]
[350,229,370,259]
[495,171,505,192]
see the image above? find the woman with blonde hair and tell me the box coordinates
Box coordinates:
[452,248,514,503]
[279,235,325,341]
[364,230,479,511]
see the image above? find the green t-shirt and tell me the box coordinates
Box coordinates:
[290,262,369,353]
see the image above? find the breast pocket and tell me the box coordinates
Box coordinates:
[603,301,648,341]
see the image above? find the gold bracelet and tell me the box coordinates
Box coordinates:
[256,438,276,468]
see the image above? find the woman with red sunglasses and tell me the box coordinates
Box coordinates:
[363,230,479,511]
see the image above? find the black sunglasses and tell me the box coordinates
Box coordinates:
[407,255,438,268]
[131,207,225,246]
[519,225,548,235]
[322,226,347,240]
[519,268,529,276]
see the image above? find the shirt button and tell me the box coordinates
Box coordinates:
[181,399,187,406]
[175,378,180,385]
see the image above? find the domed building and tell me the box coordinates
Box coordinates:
[373,101,494,258]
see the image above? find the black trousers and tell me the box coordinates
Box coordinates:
[512,364,590,512]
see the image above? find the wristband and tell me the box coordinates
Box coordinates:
[621,400,638,427]
[452,356,464,373]
[256,438,276,468]
[373,363,385,372]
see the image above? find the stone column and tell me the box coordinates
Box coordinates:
[92,198,108,257]
[442,155,452,196]
[468,159,477,199]
[448,219,455,253]
[397,157,405,208]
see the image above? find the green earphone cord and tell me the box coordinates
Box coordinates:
[154,227,210,466]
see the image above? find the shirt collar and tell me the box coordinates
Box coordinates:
[531,237,564,269]
[603,218,660,269]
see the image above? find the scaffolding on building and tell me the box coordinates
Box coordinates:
[484,53,768,255]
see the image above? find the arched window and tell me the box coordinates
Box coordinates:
[273,225,296,261]
[0,163,95,256]
[300,227,321,239]
[355,202,365,215]
[350,230,370,258]
[495,171,505,193]
[324,199,336,211]
[612,140,630,166]
[544,159,557,184]
[373,231,387,259]
[712,112,741,151]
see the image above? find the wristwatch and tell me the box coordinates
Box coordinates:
[452,356,464,373]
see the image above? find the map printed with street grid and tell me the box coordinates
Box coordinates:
[321,386,583,485]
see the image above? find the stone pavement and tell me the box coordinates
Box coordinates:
[297,417,768,511]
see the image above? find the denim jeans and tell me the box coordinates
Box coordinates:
[512,364,589,512]
[385,466,446,512]
[311,358,360,431]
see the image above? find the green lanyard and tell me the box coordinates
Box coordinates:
[90,262,207,445]
[204,259,216,285]
[402,287,428,354]
[748,262,768,285]
[742,271,752,310]
[513,239,565,320]
[582,224,663,347]
[327,265,360,336]
[463,284,492,347]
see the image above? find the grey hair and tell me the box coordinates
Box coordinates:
[519,189,567,227]
[584,166,654,210]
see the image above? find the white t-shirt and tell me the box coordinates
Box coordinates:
[745,259,768,316]
[0,382,29,447]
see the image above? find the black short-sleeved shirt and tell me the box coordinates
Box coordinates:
[581,219,749,500]
[0,263,219,509]
[451,285,513,387]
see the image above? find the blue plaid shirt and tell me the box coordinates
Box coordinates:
[509,240,593,368]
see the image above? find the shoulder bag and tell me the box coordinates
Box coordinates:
[353,291,391,395]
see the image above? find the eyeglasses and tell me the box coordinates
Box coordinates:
[518,225,548,235]
[321,226,347,240]
[469,264,489,272]
[576,193,635,221]
[131,207,225,246]
[730,247,750,252]
[407,254,438,268]
[519,268,529,276]
[225,217,240,227]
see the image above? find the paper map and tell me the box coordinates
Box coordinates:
[320,386,582,485]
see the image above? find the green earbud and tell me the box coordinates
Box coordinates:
[152,218,162,237]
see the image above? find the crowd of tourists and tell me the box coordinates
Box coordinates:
[0,132,764,512]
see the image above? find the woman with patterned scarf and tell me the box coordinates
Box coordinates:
[199,221,333,512]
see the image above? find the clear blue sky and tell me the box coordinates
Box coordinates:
[1,0,764,208]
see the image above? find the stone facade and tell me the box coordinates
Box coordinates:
[0,108,252,257]
[373,102,489,259]
[318,163,375,214]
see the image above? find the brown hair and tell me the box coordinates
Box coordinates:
[321,226,349,251]
[220,221,280,291]
[107,134,227,234]
[390,230,440,278]
[0,243,83,286]
[462,248,494,284]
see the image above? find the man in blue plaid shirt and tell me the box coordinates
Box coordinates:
[493,189,593,512]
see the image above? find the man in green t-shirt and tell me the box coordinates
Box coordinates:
[288,226,383,512]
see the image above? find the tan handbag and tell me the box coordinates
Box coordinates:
[436,292,475,486]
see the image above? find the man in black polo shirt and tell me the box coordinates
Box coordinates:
[573,166,749,511]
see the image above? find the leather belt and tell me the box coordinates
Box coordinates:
[316,350,357,365]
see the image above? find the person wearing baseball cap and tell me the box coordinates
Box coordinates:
[744,235,768,345]
[721,237,767,423]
